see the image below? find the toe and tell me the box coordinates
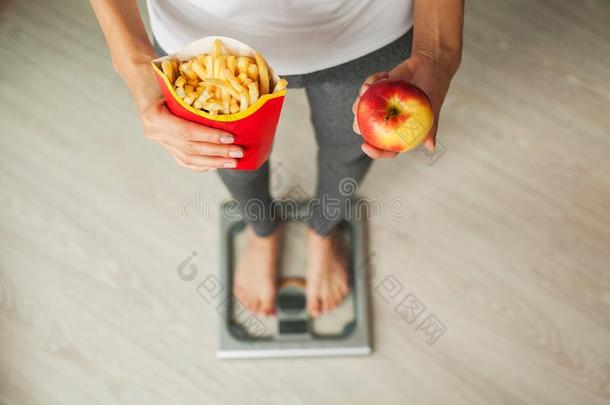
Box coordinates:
[233,285,243,301]
[233,288,247,309]
[240,293,256,313]
[260,295,275,316]
[321,294,332,313]
[326,293,339,312]
[308,295,321,317]
[234,286,254,312]
[251,299,262,315]
[338,280,349,296]
[332,285,345,305]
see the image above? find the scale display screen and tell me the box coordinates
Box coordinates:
[279,320,308,334]
[277,294,306,311]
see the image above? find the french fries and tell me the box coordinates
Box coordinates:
[273,78,288,93]
[158,38,286,116]
[161,60,176,84]
[254,52,270,95]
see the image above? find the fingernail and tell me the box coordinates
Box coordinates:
[359,84,369,96]
[223,161,236,168]
[229,150,243,158]
[380,71,389,78]
[220,135,234,144]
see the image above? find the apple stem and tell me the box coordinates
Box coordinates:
[385,107,399,120]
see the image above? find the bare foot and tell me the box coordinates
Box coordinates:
[233,225,282,316]
[306,227,349,317]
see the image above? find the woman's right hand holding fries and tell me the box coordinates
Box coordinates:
[140,99,242,171]
[127,63,243,171]
[89,1,243,172]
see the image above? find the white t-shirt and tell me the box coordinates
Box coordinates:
[147,0,413,75]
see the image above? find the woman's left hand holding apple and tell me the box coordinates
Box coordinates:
[353,0,464,159]
[352,53,456,159]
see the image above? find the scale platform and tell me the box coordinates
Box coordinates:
[217,200,372,359]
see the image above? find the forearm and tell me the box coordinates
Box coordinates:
[411,0,464,77]
[90,0,159,113]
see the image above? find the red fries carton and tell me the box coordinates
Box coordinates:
[151,36,286,170]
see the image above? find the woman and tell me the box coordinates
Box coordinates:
[90,0,463,317]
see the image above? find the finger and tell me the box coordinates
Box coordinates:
[172,139,244,159]
[164,143,237,169]
[424,135,435,151]
[184,154,238,169]
[361,143,399,159]
[353,72,389,134]
[155,109,235,144]
[358,71,389,96]
[354,71,388,108]
[423,121,438,151]
[388,59,416,82]
[183,121,236,144]
[163,144,211,171]
[363,71,389,86]
[142,101,232,147]
[352,95,363,135]
[150,121,236,152]
[161,135,243,158]
[168,152,212,172]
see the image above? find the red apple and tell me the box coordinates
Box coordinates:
[357,79,434,152]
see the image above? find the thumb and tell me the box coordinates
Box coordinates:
[389,58,417,82]
[359,71,389,96]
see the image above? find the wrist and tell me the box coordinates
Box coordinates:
[118,57,163,116]
[115,51,155,84]
[410,47,461,79]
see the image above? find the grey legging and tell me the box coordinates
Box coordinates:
[154,30,412,236]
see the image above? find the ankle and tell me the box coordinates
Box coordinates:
[307,226,335,244]
[248,223,283,241]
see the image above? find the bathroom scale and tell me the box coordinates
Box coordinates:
[216,199,372,359]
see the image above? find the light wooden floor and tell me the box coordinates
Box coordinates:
[1,0,609,404]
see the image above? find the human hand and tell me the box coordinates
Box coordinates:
[126,62,243,171]
[140,99,243,171]
[352,54,454,159]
